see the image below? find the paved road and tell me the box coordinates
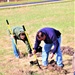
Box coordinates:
[0,0,60,9]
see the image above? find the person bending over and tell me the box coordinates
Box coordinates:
[33,27,64,70]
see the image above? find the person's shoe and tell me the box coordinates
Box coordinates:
[56,65,68,74]
[55,65,64,72]
[62,64,64,68]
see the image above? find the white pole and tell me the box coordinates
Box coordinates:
[7,0,9,2]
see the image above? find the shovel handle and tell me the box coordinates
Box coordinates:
[6,20,9,25]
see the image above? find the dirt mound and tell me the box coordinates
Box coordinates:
[47,60,68,74]
[37,46,74,56]
[61,46,74,56]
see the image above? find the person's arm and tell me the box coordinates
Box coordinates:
[49,40,59,58]
[13,35,17,44]
[52,40,59,54]
[48,31,59,58]
[49,31,59,54]
[11,34,17,45]
[11,35,19,57]
[33,37,41,54]
[23,36,32,54]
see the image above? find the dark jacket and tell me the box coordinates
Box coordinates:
[34,27,61,54]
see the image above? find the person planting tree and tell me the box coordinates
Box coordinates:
[11,26,42,58]
[6,20,42,58]
[10,26,33,58]
[33,27,64,70]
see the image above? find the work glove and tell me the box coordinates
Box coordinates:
[32,47,36,54]
[10,35,14,38]
[32,49,36,55]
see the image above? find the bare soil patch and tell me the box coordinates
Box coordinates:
[0,46,74,75]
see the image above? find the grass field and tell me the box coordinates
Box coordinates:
[0,1,74,75]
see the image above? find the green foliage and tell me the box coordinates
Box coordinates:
[0,72,4,75]
[0,1,74,47]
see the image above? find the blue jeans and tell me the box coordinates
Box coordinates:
[42,36,63,67]
[11,38,19,58]
[11,37,32,58]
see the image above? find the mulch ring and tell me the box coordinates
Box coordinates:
[61,46,74,56]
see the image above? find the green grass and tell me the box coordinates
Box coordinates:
[0,1,74,52]
[0,1,74,46]
[0,1,74,75]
